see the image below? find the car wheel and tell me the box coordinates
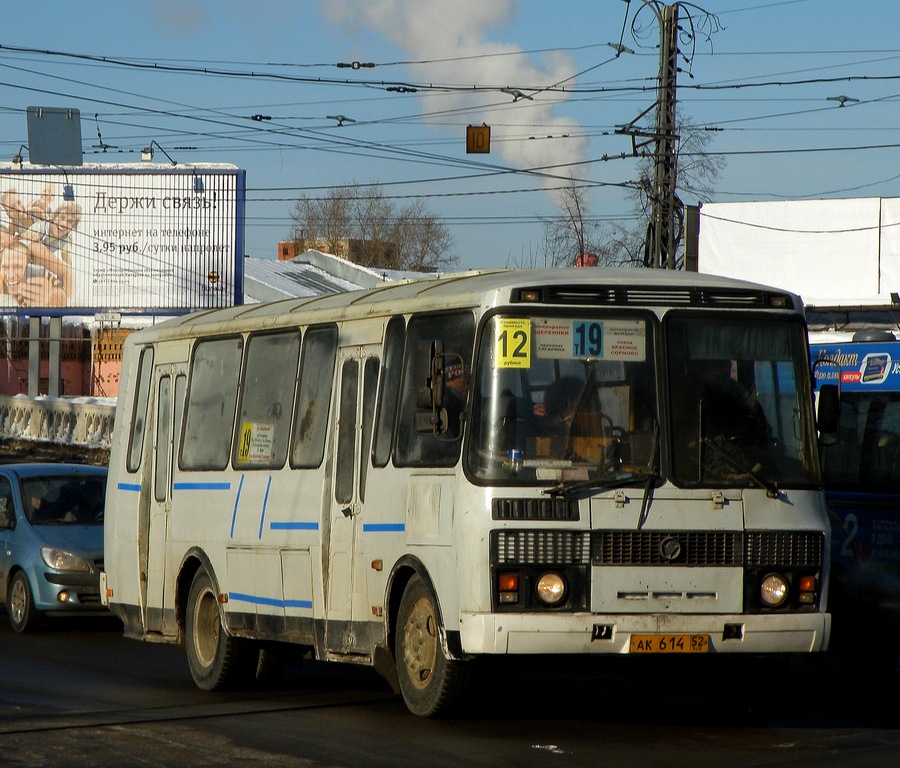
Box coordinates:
[8,571,41,633]
[395,574,469,717]
[185,568,254,690]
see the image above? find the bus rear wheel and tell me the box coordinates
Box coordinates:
[185,568,254,690]
[395,574,469,717]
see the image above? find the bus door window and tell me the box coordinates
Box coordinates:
[126,346,154,473]
[335,359,359,505]
[335,355,380,506]
[372,316,405,467]
[359,357,379,502]
[153,375,171,502]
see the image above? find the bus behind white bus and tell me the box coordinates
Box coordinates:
[810,325,900,673]
[101,267,833,716]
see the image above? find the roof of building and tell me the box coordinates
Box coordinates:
[242,249,431,303]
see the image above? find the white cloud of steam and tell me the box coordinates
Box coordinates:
[323,0,590,191]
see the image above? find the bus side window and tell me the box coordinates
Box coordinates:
[233,331,301,469]
[291,325,338,468]
[181,337,243,471]
[394,311,474,467]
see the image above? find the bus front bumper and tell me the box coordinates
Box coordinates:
[458,612,831,655]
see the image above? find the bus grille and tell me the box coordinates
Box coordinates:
[744,531,823,567]
[591,530,823,567]
[492,530,592,565]
[492,497,580,521]
[491,530,824,568]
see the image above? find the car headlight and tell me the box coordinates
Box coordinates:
[40,546,91,572]
[535,572,567,606]
[760,572,789,607]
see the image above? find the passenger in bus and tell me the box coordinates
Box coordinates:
[529,376,611,462]
[442,360,470,438]
[694,359,771,447]
[533,376,583,435]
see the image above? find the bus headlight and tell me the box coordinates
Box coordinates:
[535,572,567,606]
[760,573,789,607]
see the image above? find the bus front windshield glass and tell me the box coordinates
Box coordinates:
[468,313,659,486]
[666,315,820,488]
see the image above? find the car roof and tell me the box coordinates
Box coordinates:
[0,463,107,479]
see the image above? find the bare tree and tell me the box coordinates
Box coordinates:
[540,119,724,269]
[538,178,630,268]
[289,184,457,272]
[628,119,724,268]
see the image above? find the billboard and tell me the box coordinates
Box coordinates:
[0,164,245,315]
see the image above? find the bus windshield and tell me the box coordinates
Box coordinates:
[666,316,819,488]
[468,312,820,489]
[468,313,658,485]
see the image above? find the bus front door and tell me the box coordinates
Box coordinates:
[142,365,186,636]
[325,349,380,655]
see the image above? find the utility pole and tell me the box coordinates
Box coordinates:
[651,3,680,269]
[615,2,682,269]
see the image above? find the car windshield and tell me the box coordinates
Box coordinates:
[20,476,106,525]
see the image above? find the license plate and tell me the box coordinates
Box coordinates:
[629,633,709,653]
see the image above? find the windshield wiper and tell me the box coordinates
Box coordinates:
[701,437,782,499]
[543,469,659,498]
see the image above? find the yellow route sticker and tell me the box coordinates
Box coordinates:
[496,318,531,368]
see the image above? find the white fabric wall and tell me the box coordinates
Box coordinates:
[698,198,898,306]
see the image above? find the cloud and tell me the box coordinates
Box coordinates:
[150,0,208,36]
[324,0,590,189]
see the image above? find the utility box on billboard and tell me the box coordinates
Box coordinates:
[0,163,245,316]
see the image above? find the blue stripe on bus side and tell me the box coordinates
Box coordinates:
[270,521,319,530]
[119,482,233,492]
[363,523,405,532]
[258,475,272,540]
[229,592,313,610]
[230,474,245,539]
[173,482,232,490]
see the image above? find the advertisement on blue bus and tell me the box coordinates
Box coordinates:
[811,330,900,672]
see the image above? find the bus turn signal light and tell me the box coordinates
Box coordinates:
[498,572,518,603]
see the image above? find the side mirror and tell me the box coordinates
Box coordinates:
[816,383,840,434]
[414,340,466,440]
[429,340,445,407]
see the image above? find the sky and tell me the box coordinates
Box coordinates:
[0,0,897,273]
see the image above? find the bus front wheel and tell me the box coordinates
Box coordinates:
[395,574,469,717]
[185,568,254,690]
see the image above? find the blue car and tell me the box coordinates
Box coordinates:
[0,463,109,632]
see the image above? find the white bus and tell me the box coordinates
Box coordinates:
[101,267,833,716]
